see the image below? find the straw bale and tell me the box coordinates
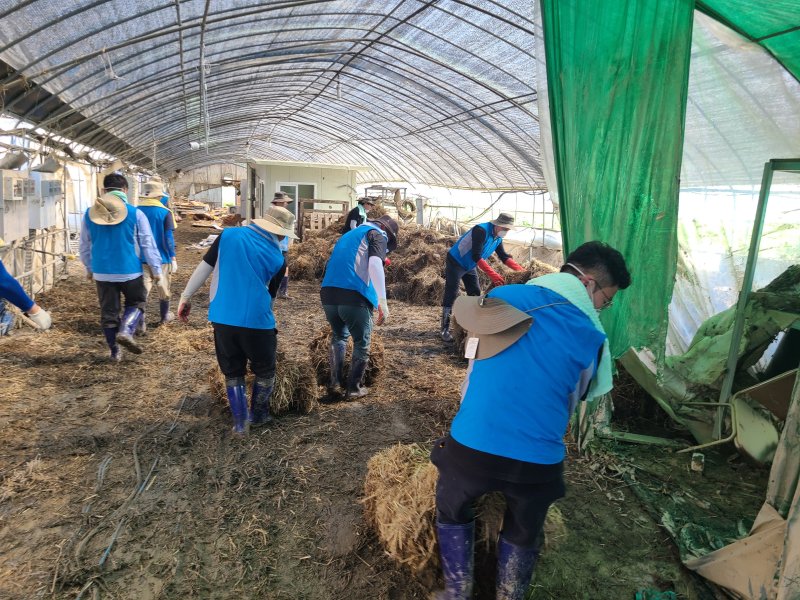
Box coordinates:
[363,443,565,575]
[207,351,318,415]
[308,326,384,386]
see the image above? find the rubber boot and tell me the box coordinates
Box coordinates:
[116,307,143,354]
[323,340,347,402]
[345,357,369,399]
[225,377,249,435]
[103,327,122,362]
[495,535,540,600]
[249,376,274,427]
[159,300,174,324]
[277,275,290,299]
[441,306,454,343]
[135,311,147,336]
[436,520,475,600]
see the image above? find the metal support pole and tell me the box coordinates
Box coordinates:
[714,162,774,438]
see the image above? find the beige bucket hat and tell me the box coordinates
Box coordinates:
[142,180,165,198]
[89,192,128,226]
[452,295,533,359]
[252,206,298,239]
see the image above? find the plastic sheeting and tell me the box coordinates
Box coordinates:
[0,1,544,190]
[540,0,694,359]
[669,13,800,359]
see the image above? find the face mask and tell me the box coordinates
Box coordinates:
[497,230,508,238]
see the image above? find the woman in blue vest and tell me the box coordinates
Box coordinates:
[440,212,525,342]
[177,206,296,435]
[79,173,163,361]
[0,261,51,333]
[138,180,178,327]
[321,214,398,400]
[431,241,630,600]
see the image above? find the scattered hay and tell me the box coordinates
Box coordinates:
[363,443,566,575]
[308,325,384,386]
[207,351,318,415]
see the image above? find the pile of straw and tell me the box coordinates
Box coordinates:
[363,443,565,575]
[308,325,384,386]
[208,350,318,414]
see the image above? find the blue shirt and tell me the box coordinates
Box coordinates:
[450,283,606,465]
[0,261,34,311]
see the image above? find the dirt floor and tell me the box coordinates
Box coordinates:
[0,224,768,599]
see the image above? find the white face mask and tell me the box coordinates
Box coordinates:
[497,230,508,238]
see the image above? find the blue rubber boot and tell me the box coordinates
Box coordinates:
[159,300,174,324]
[116,307,143,354]
[249,376,274,427]
[103,327,122,362]
[323,341,347,402]
[496,535,539,600]
[345,357,370,399]
[436,520,475,600]
[225,377,249,435]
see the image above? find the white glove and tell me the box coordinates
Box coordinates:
[171,258,178,273]
[27,306,52,330]
[377,298,389,325]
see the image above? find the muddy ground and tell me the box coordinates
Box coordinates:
[0,225,767,599]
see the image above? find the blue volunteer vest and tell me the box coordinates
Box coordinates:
[321,223,386,308]
[138,204,172,263]
[450,284,607,465]
[85,206,142,276]
[208,225,284,329]
[448,222,502,270]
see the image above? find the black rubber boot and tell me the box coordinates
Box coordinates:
[322,341,347,402]
[345,357,369,399]
[441,306,454,343]
[249,376,274,427]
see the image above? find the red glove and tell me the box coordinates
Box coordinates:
[477,259,505,287]
[384,257,391,267]
[177,301,192,322]
[504,258,524,272]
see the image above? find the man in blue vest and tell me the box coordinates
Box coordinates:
[138,180,177,328]
[271,192,293,299]
[321,214,398,400]
[440,212,525,342]
[177,206,296,435]
[432,241,631,600]
[79,173,163,361]
[341,197,376,234]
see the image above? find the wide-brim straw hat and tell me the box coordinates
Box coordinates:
[142,180,165,198]
[452,295,532,359]
[89,192,128,226]
[252,206,298,239]
[490,212,515,228]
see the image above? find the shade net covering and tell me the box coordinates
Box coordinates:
[0,0,544,190]
[540,0,695,360]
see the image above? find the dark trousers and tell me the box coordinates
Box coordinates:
[431,439,565,547]
[213,322,277,379]
[322,303,373,362]
[442,255,481,308]
[96,277,147,329]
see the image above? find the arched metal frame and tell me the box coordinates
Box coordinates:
[0,0,543,189]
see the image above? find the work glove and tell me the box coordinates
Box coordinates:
[376,298,389,325]
[152,272,162,283]
[177,300,191,322]
[477,259,504,287]
[171,258,178,273]
[27,306,52,330]
[384,257,391,267]
[503,258,524,272]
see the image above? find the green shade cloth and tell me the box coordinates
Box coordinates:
[541,0,694,360]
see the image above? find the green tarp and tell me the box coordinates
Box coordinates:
[541,0,695,359]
